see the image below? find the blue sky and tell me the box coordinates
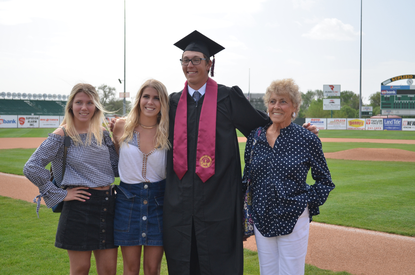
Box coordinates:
[1,0,414,104]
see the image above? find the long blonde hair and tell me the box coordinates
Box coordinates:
[119,79,170,150]
[61,83,108,146]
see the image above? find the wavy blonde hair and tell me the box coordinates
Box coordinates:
[119,79,170,150]
[61,83,109,146]
[263,78,302,121]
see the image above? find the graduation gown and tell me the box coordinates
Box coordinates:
[163,84,270,275]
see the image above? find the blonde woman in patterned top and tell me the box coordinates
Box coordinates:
[112,79,170,275]
[24,83,119,275]
[243,78,335,275]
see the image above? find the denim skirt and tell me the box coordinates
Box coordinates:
[114,180,165,246]
[55,187,117,251]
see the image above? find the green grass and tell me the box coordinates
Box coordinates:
[3,128,414,273]
[321,142,415,153]
[318,129,415,139]
[0,128,55,137]
[311,159,415,236]
[0,149,37,175]
[238,128,415,139]
[0,197,349,275]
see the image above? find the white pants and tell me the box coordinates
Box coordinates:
[254,207,310,275]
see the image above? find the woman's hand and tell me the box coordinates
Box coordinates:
[64,187,91,202]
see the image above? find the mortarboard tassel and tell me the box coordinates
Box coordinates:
[211,55,215,77]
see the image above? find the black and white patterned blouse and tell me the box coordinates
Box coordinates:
[24,131,119,210]
[243,122,334,237]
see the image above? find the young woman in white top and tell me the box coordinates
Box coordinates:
[112,79,170,275]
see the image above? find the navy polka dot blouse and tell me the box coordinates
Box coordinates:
[243,122,334,237]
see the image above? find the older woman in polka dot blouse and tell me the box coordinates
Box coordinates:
[244,78,335,275]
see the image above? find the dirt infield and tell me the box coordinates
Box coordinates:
[1,137,415,275]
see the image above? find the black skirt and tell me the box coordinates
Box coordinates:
[55,187,118,251]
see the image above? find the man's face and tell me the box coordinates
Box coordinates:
[182,51,211,89]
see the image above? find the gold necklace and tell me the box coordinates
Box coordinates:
[139,123,157,129]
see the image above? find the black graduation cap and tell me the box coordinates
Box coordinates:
[174,30,225,76]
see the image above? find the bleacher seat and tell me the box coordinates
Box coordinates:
[0,99,65,116]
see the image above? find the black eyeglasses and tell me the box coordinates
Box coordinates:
[180,57,206,66]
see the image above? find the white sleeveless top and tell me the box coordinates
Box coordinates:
[118,131,167,183]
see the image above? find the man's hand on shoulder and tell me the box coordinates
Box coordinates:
[302,122,319,136]
[109,117,119,133]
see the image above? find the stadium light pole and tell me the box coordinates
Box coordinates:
[122,0,126,116]
[248,68,250,103]
[358,0,363,118]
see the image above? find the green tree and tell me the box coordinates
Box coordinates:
[299,90,316,118]
[338,105,358,118]
[372,106,381,116]
[305,99,331,118]
[369,91,381,108]
[340,90,360,110]
[106,99,131,115]
[96,84,131,115]
[97,84,116,106]
[315,89,324,100]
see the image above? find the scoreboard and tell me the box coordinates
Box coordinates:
[381,84,415,116]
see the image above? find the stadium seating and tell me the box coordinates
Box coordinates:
[0,99,65,116]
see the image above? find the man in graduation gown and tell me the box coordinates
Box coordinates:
[163,30,317,275]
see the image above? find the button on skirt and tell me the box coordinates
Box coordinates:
[55,187,117,251]
[114,180,165,246]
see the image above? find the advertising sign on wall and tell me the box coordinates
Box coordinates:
[39,116,60,128]
[17,115,39,128]
[306,118,326,130]
[323,99,341,110]
[402,119,415,131]
[326,118,347,130]
[383,118,402,131]
[323,85,341,97]
[365,119,383,130]
[347,118,365,130]
[0,115,18,128]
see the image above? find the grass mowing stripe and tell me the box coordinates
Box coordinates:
[318,129,415,139]
[322,142,415,153]
[2,128,414,140]
[238,128,415,140]
[0,149,38,175]
[311,159,415,236]
[0,128,54,138]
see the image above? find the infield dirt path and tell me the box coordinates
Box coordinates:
[1,137,415,275]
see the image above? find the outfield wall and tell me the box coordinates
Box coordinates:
[306,118,415,131]
[1,115,414,131]
[0,115,64,128]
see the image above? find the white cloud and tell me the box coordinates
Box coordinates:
[302,18,359,41]
[292,0,317,10]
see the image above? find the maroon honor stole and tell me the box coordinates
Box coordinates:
[173,78,218,183]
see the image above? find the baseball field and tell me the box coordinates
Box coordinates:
[1,128,414,274]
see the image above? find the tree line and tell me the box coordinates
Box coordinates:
[248,90,382,118]
[98,83,383,119]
